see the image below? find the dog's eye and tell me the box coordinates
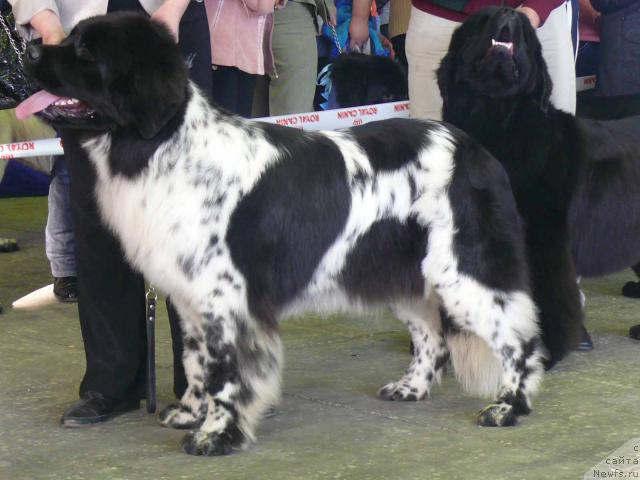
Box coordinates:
[76,43,95,62]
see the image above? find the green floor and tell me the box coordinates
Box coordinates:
[1,196,638,480]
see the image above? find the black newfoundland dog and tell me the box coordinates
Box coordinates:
[19,13,544,455]
[437,6,640,364]
[327,52,408,108]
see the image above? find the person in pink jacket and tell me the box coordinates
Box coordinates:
[205,0,287,116]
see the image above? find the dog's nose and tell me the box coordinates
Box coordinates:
[26,44,42,62]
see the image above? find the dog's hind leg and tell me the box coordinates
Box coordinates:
[409,133,544,426]
[436,282,544,426]
[378,294,449,401]
[180,310,283,456]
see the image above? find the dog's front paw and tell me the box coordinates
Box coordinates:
[158,403,202,430]
[476,403,517,427]
[181,431,235,456]
[377,381,425,401]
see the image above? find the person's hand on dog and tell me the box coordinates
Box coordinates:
[29,9,66,45]
[516,6,541,28]
[152,0,191,41]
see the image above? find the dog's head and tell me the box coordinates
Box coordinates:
[18,13,188,139]
[329,52,408,108]
[437,6,552,111]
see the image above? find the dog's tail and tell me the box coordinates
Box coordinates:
[447,333,503,399]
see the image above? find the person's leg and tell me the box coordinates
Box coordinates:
[167,299,187,399]
[212,67,257,117]
[391,34,408,75]
[537,1,577,114]
[57,0,210,426]
[46,156,77,302]
[236,70,258,118]
[60,132,146,426]
[178,0,213,97]
[405,8,457,120]
[570,0,579,60]
[575,41,599,79]
[57,0,154,427]
[269,1,318,115]
[212,66,241,113]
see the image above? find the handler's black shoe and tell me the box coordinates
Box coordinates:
[622,281,640,299]
[61,391,140,427]
[53,276,78,303]
[577,325,594,351]
[630,324,640,340]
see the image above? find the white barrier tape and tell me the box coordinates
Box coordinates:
[0,101,411,160]
[257,101,411,131]
[0,138,63,160]
[577,75,597,92]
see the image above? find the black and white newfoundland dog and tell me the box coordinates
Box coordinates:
[438,6,640,365]
[20,13,544,455]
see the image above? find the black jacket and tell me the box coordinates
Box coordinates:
[591,0,640,95]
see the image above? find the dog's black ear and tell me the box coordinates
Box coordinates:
[115,19,189,139]
[527,27,553,111]
[129,67,187,139]
[437,26,466,110]
[534,51,553,112]
[436,53,454,108]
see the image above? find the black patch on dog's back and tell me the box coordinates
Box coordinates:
[226,124,351,327]
[576,93,640,120]
[349,118,430,171]
[447,134,529,293]
[569,116,640,275]
[341,217,428,302]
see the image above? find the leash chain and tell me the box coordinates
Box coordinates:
[320,0,342,55]
[0,13,27,65]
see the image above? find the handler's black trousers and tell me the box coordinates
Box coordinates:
[63,0,213,403]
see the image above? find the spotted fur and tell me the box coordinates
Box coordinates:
[25,13,544,456]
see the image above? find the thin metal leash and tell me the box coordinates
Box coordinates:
[0,13,27,65]
[320,0,342,54]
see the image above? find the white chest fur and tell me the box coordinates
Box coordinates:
[81,89,280,301]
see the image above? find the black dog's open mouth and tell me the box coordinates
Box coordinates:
[15,90,95,121]
[490,39,514,55]
[489,23,516,56]
[479,36,518,81]
[479,27,519,83]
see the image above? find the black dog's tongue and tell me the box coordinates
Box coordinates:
[15,90,64,120]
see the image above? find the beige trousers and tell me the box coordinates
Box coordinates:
[406,3,576,120]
